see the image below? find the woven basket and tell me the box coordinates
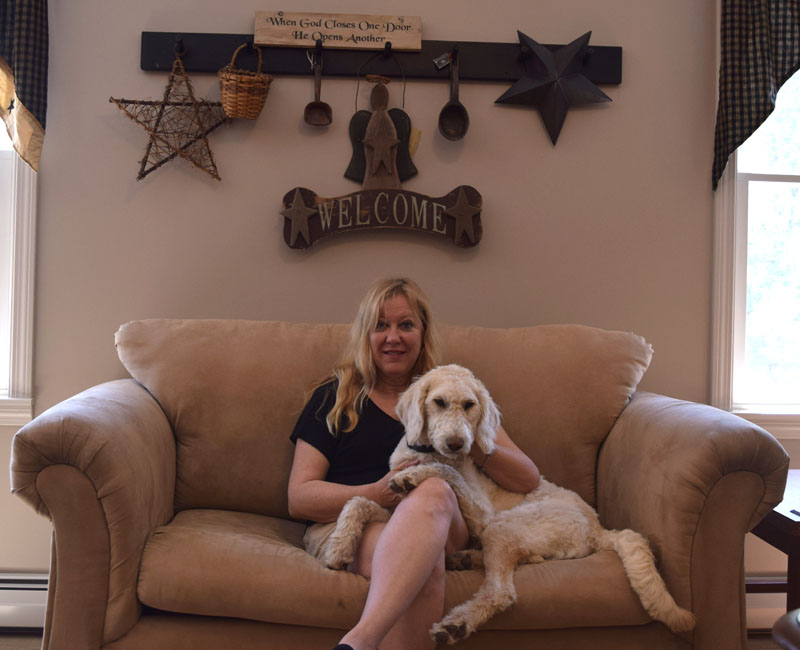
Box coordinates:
[218,44,273,120]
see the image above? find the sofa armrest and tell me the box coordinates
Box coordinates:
[597,391,788,650]
[10,379,176,649]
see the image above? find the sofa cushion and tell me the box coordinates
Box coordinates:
[436,324,652,506]
[116,320,350,517]
[116,320,651,514]
[137,509,653,630]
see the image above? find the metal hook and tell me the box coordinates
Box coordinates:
[306,39,324,70]
[382,41,393,58]
[173,36,186,58]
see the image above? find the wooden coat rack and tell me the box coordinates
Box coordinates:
[139,32,622,85]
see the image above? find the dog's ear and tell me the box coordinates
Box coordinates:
[396,374,429,444]
[473,376,500,454]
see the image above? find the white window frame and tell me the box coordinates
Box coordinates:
[712,154,800,439]
[0,151,36,426]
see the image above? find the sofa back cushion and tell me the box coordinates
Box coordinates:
[116,320,651,517]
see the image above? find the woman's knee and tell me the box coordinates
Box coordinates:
[403,477,459,517]
[402,478,469,552]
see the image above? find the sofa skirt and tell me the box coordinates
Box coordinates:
[103,614,691,650]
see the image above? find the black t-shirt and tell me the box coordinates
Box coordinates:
[290,380,405,486]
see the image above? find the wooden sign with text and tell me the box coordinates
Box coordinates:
[255,11,422,50]
[281,186,482,249]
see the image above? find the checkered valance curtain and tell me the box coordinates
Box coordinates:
[712,0,800,189]
[0,0,48,171]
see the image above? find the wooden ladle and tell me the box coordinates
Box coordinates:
[304,43,332,126]
[438,48,469,140]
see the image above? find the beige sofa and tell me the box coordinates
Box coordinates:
[10,319,788,650]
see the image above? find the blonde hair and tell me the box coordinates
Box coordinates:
[315,278,441,435]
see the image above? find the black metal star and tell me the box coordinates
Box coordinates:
[495,31,611,145]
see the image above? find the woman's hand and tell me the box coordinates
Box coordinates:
[370,460,419,508]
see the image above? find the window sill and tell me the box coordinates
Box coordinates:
[733,410,800,440]
[0,396,33,427]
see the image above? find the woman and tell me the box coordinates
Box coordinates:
[287,277,540,650]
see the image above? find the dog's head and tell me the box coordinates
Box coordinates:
[396,364,500,459]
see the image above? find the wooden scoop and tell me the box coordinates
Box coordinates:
[304,49,332,126]
[438,49,469,140]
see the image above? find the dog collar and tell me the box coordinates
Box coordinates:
[407,441,436,453]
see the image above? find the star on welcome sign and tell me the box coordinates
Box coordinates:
[281,188,318,247]
[495,31,611,145]
[445,186,481,245]
[110,57,229,180]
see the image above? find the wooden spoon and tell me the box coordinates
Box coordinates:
[438,49,469,140]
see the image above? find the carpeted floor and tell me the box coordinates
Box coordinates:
[0,633,41,650]
[0,631,787,649]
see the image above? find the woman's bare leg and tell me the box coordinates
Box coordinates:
[338,477,469,650]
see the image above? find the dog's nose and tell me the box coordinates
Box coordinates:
[446,437,464,452]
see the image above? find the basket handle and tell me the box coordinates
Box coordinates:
[229,43,263,73]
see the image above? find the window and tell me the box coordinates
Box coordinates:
[1,129,12,394]
[734,73,800,411]
[0,126,36,426]
[713,70,800,437]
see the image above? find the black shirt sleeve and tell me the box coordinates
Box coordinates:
[290,381,338,462]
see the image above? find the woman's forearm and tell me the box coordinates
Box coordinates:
[472,444,540,493]
[288,479,377,523]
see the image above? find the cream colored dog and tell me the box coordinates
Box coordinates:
[320,364,696,644]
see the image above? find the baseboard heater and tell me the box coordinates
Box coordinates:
[0,573,47,628]
[746,574,789,631]
[0,572,788,631]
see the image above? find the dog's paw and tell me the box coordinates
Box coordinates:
[446,549,484,571]
[389,474,417,495]
[325,557,349,570]
[320,544,353,570]
[430,621,468,645]
[323,552,351,570]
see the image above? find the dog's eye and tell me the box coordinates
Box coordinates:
[433,397,447,408]
[463,400,475,411]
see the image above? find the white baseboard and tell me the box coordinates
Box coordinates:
[0,573,47,628]
[746,591,786,630]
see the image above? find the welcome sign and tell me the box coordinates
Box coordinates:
[255,11,422,50]
[281,186,482,249]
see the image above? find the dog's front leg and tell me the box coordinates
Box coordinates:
[390,464,491,537]
[389,462,464,495]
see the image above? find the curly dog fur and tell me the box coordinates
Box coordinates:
[319,364,696,644]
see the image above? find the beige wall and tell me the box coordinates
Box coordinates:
[34,0,718,410]
[6,0,723,571]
